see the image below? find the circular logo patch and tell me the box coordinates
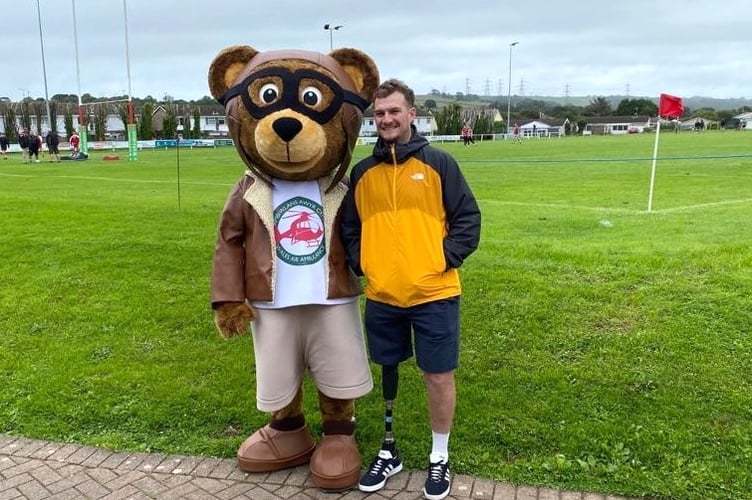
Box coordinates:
[273,196,325,266]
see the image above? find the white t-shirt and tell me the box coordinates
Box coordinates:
[253,179,354,309]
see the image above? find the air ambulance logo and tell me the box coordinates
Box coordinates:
[273,196,325,266]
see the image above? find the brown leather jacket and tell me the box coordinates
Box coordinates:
[211,171,362,307]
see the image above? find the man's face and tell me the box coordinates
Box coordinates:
[373,92,416,144]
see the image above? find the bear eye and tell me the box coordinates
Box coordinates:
[301,86,323,107]
[259,83,279,104]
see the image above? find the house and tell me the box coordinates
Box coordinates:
[519,118,570,137]
[729,111,751,130]
[583,115,653,135]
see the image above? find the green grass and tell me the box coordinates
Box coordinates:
[1,132,751,500]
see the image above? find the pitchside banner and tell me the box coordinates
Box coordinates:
[127,124,138,161]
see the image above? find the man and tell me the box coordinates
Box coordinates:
[341,79,481,500]
[460,124,471,146]
[0,132,9,159]
[28,131,41,163]
[18,129,30,163]
[46,130,61,162]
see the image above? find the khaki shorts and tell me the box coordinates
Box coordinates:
[251,301,373,412]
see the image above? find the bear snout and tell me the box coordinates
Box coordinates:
[273,117,303,142]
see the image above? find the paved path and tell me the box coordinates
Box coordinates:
[1,434,636,499]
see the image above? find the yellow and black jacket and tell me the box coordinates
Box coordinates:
[341,127,481,308]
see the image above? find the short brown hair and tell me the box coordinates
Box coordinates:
[373,78,415,107]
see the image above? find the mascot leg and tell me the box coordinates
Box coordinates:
[236,385,316,472]
[308,391,360,490]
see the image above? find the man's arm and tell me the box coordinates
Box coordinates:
[340,174,364,276]
[442,157,481,269]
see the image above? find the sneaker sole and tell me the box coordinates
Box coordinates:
[422,483,450,500]
[357,462,403,492]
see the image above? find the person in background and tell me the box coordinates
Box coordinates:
[28,131,42,163]
[46,130,61,162]
[18,129,30,163]
[0,133,9,160]
[341,78,481,500]
[460,124,471,146]
[69,131,80,153]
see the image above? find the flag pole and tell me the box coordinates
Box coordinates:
[649,93,683,213]
[647,117,661,212]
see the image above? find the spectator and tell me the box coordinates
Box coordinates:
[512,123,522,143]
[46,131,61,162]
[0,133,9,160]
[460,124,471,146]
[28,131,42,163]
[18,129,30,163]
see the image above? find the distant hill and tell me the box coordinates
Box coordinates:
[416,94,752,111]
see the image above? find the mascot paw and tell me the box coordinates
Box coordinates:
[214,302,256,338]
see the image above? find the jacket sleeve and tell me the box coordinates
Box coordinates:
[211,179,249,307]
[340,173,364,276]
[441,157,481,269]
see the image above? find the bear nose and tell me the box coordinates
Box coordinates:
[272,117,303,142]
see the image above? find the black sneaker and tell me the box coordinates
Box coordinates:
[423,453,451,500]
[358,442,403,492]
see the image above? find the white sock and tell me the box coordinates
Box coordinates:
[431,431,449,461]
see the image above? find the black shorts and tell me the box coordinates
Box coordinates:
[364,297,460,373]
[49,145,59,154]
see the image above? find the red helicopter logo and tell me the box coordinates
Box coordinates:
[274,210,323,248]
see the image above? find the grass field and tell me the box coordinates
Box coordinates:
[1,131,751,499]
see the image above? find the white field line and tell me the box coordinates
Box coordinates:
[0,171,233,187]
[479,197,752,214]
[479,199,639,214]
[650,198,752,213]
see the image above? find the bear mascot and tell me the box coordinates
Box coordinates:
[207,45,380,491]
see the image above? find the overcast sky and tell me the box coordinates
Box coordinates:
[5,0,751,103]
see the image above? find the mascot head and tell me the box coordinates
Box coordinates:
[208,46,379,189]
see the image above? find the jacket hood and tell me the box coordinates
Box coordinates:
[372,124,429,164]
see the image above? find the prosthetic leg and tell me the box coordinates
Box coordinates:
[357,364,404,492]
[381,364,398,444]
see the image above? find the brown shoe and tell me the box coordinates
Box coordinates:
[236,424,315,472]
[309,434,361,491]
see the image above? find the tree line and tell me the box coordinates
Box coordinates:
[2,92,749,140]
[425,95,751,135]
[0,94,216,142]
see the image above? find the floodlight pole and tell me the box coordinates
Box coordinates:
[323,24,343,51]
[35,0,53,133]
[506,41,518,137]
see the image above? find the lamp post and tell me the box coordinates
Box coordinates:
[323,24,342,51]
[506,41,518,137]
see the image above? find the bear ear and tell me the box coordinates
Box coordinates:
[208,45,259,100]
[329,48,380,103]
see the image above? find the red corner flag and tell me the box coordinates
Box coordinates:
[658,93,684,118]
